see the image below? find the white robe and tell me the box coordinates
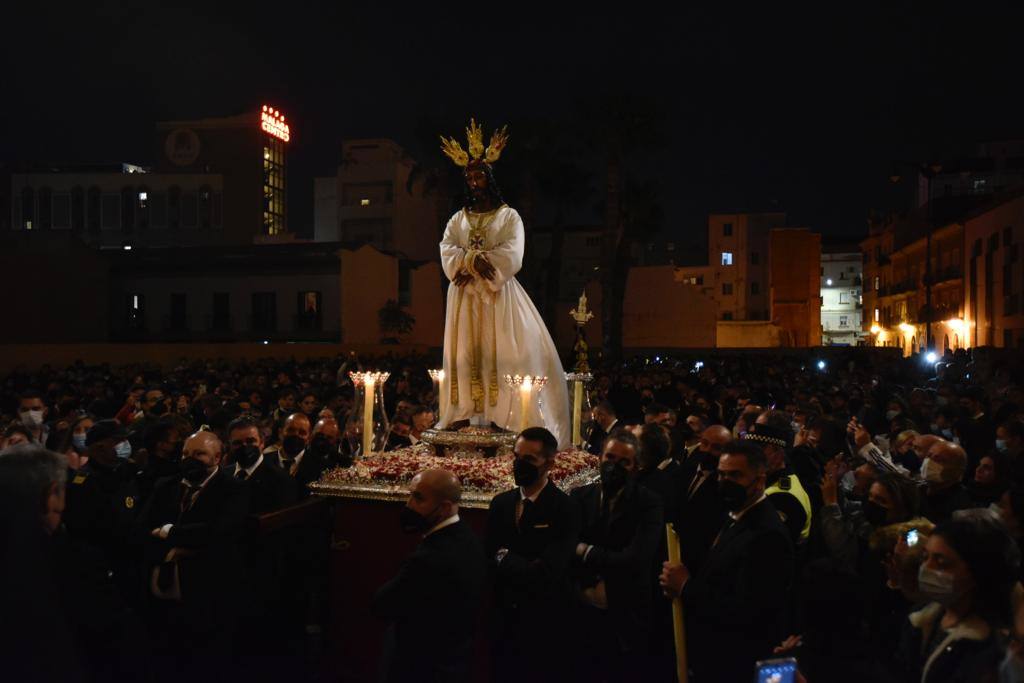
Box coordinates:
[437,205,570,449]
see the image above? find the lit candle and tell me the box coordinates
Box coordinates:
[519,376,533,432]
[362,374,375,456]
[572,379,583,447]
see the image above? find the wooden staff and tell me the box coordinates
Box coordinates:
[665,523,688,682]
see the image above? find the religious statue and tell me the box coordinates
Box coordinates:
[436,119,570,448]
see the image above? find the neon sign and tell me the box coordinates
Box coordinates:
[261,105,291,142]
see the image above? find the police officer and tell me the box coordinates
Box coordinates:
[744,419,812,545]
[64,419,140,600]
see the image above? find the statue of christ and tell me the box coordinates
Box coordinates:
[436,127,570,449]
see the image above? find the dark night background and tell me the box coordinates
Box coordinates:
[4,3,1023,253]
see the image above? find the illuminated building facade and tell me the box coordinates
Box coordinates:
[862,209,969,356]
[820,245,864,346]
[964,188,1024,349]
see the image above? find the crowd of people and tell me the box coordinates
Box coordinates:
[1,347,1023,682]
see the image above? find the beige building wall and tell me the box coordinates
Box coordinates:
[621,266,718,347]
[965,191,1024,349]
[341,245,398,344]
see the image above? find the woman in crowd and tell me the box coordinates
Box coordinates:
[899,514,1021,682]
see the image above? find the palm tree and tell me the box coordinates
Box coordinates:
[378,299,416,344]
[576,95,665,361]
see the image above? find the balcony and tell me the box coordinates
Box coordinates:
[890,279,915,295]
[929,265,962,285]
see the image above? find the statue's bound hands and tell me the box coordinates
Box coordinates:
[475,255,496,281]
[453,269,474,287]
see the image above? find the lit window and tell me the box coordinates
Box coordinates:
[721,252,733,265]
[360,199,370,206]
[25,220,33,230]
[874,308,880,322]
[132,295,140,310]
[138,191,148,201]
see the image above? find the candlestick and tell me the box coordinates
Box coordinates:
[503,374,548,434]
[519,377,532,432]
[427,368,445,422]
[362,375,375,456]
[565,372,593,449]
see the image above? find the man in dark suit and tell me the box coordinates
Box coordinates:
[660,439,794,682]
[373,469,485,683]
[485,427,581,683]
[225,415,296,514]
[571,430,664,680]
[674,424,731,573]
[135,429,249,674]
[586,401,619,455]
[384,413,414,451]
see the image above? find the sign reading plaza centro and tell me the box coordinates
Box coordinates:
[261,105,291,142]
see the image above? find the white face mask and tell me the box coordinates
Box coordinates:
[917,565,958,605]
[885,409,900,421]
[19,409,44,428]
[920,458,944,484]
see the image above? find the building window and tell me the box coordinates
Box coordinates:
[252,292,277,332]
[839,292,849,304]
[71,187,84,232]
[181,193,198,228]
[297,291,323,332]
[101,194,120,230]
[839,315,849,328]
[723,222,733,236]
[585,236,600,248]
[721,252,733,266]
[199,186,212,229]
[150,193,167,228]
[751,281,760,295]
[168,186,181,229]
[751,251,759,265]
[120,187,135,234]
[666,242,675,252]
[19,187,35,229]
[52,193,71,229]
[874,308,880,322]
[263,138,287,235]
[722,311,733,320]
[874,275,880,291]
[169,293,187,331]
[37,187,52,229]
[212,293,230,331]
[126,293,145,330]
[722,282,733,295]
[360,199,370,206]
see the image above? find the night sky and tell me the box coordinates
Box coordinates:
[4,3,1024,250]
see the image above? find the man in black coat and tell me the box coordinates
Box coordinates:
[225,416,296,514]
[485,427,581,683]
[661,439,794,683]
[571,430,664,681]
[675,424,731,574]
[586,401,620,455]
[372,469,484,683]
[134,429,249,673]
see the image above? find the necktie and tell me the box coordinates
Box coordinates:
[236,469,248,481]
[180,483,199,514]
[516,498,533,531]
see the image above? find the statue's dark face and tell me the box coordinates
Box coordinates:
[465,165,489,198]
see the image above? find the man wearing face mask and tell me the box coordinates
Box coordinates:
[676,424,731,574]
[920,441,972,524]
[265,412,311,473]
[372,469,484,683]
[135,429,249,671]
[660,440,794,683]
[569,430,663,681]
[130,421,185,511]
[485,427,581,683]
[17,389,49,444]
[225,416,295,513]
[63,419,139,598]
[127,388,172,452]
[745,421,812,545]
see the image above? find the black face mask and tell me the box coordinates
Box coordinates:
[181,457,210,485]
[600,460,629,495]
[717,479,750,512]
[399,505,438,534]
[308,434,333,457]
[513,458,540,487]
[694,450,717,471]
[282,435,306,457]
[862,500,890,527]
[168,441,184,463]
[233,445,261,469]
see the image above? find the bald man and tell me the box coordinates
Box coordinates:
[676,424,732,573]
[372,469,485,683]
[920,440,972,523]
[135,429,250,665]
